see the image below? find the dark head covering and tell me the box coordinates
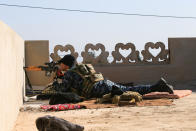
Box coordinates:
[58,55,75,68]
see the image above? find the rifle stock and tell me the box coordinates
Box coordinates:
[24,62,59,77]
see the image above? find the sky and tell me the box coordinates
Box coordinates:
[0,0,196,59]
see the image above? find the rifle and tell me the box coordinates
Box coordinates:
[24,62,59,77]
[24,62,60,94]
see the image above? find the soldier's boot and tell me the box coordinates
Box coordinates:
[151,78,174,94]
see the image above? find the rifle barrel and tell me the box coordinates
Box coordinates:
[24,66,42,71]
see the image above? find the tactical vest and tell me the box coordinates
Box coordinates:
[70,63,104,98]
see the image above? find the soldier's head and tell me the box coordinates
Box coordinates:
[58,55,75,71]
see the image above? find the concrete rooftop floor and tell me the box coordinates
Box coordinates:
[13,91,196,131]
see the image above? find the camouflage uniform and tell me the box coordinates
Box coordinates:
[43,65,153,99]
[92,79,152,98]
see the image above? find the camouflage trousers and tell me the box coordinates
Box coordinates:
[41,80,153,98]
[91,79,153,98]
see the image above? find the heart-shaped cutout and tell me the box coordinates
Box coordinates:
[58,50,71,58]
[149,47,161,57]
[119,48,132,58]
[88,48,102,58]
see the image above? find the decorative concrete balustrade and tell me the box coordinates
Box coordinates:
[50,42,170,65]
[50,44,79,62]
[25,38,196,87]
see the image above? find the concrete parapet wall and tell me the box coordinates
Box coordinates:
[0,21,24,131]
[95,38,196,85]
[26,38,196,88]
[25,40,53,87]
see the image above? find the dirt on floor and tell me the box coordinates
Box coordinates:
[13,92,196,131]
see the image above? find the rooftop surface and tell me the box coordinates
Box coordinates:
[14,92,196,131]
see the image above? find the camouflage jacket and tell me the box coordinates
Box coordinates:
[45,70,130,98]
[43,67,152,98]
[43,67,112,98]
[51,70,84,96]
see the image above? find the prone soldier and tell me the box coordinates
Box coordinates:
[40,55,174,102]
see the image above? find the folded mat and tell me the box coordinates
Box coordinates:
[79,90,191,109]
[143,90,192,99]
[27,90,191,111]
[77,99,173,109]
[38,98,173,111]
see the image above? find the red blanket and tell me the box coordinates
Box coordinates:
[41,104,82,111]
